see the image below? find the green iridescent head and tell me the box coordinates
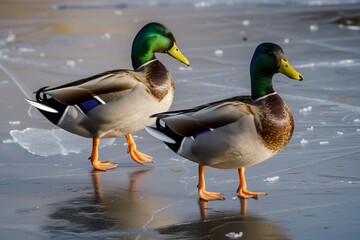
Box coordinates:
[131,22,190,69]
[250,42,303,99]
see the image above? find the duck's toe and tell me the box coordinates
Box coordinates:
[198,188,224,201]
[92,160,118,171]
[237,187,267,199]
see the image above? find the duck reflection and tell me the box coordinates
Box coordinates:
[158,199,290,240]
[43,169,176,238]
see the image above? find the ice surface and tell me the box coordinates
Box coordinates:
[1,1,360,240]
[7,128,115,157]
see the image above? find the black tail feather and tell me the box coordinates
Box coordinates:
[33,87,67,125]
[155,118,184,153]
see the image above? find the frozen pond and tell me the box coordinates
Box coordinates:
[1,1,360,239]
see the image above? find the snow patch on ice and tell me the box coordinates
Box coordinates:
[102,33,112,40]
[9,121,20,125]
[66,60,76,68]
[263,176,280,182]
[194,2,213,8]
[310,25,319,31]
[6,31,16,43]
[179,66,193,71]
[299,106,312,114]
[18,47,36,53]
[114,10,122,15]
[242,20,250,26]
[296,59,357,68]
[301,138,309,145]
[214,49,223,56]
[225,232,243,239]
[319,141,329,145]
[6,128,115,157]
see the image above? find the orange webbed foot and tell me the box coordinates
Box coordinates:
[89,137,118,171]
[237,187,267,199]
[237,167,267,199]
[125,134,153,165]
[198,188,224,201]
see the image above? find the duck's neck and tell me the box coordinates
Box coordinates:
[131,37,156,70]
[250,71,275,100]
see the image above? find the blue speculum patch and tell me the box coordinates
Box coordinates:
[77,98,102,114]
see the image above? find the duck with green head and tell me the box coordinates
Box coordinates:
[145,42,303,201]
[26,22,190,171]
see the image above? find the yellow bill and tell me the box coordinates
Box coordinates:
[168,43,190,66]
[279,58,303,81]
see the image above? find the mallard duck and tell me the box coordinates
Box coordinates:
[26,22,190,171]
[145,42,303,201]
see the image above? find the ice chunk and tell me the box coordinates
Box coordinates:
[310,25,319,31]
[194,2,212,8]
[225,232,243,239]
[102,33,112,40]
[18,47,35,53]
[301,139,309,145]
[263,176,280,182]
[354,119,360,123]
[337,131,344,135]
[299,106,312,114]
[66,60,76,68]
[114,10,122,15]
[242,20,250,26]
[2,139,15,144]
[307,126,314,131]
[7,128,115,157]
[9,121,20,125]
[284,38,290,44]
[319,141,329,145]
[6,31,16,43]
[346,26,360,31]
[179,66,193,71]
[214,49,223,56]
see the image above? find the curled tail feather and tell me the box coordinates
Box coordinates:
[25,87,67,125]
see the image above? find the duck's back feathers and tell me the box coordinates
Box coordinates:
[43,70,141,106]
[153,96,253,136]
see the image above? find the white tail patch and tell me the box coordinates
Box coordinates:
[144,126,176,144]
[25,98,58,113]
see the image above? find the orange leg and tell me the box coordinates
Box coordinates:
[198,164,224,201]
[89,137,118,171]
[237,167,267,198]
[125,133,153,165]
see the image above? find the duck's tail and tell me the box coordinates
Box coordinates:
[25,87,67,125]
[144,118,185,153]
